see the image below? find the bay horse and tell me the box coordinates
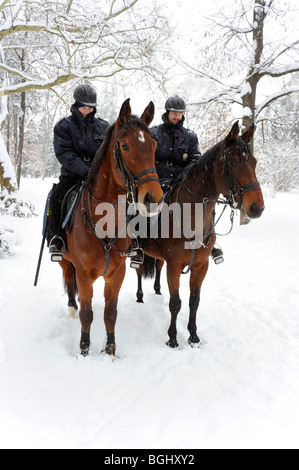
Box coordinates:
[60,99,163,357]
[136,121,265,348]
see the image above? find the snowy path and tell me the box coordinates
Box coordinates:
[0,178,299,449]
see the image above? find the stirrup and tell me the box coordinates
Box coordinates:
[129,248,144,269]
[49,236,65,262]
[211,246,224,265]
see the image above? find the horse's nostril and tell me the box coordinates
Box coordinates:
[250,203,264,218]
[143,191,156,209]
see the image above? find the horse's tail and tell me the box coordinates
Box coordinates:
[62,262,78,297]
[142,254,156,279]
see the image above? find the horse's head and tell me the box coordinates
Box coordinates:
[218,121,265,219]
[114,99,163,215]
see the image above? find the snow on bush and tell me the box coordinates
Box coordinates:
[0,193,36,256]
[0,224,17,256]
[0,194,36,218]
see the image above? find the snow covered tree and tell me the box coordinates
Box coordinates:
[0,0,172,185]
[257,87,299,193]
[0,41,16,195]
[0,0,171,97]
[181,0,299,149]
[0,98,16,195]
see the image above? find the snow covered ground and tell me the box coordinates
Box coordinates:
[0,178,299,449]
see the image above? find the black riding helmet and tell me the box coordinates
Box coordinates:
[73,84,97,107]
[165,96,186,113]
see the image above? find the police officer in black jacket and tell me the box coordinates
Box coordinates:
[152,96,224,264]
[48,84,109,254]
[151,96,202,185]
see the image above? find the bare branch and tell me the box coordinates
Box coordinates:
[256,88,299,117]
[0,73,76,98]
[105,0,138,21]
[66,0,74,15]
[259,63,299,79]
[0,63,33,81]
[0,0,10,13]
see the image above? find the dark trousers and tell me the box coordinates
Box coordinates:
[48,175,80,242]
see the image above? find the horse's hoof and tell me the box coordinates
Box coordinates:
[136,297,144,304]
[105,343,116,357]
[80,342,90,357]
[166,339,179,349]
[68,306,78,319]
[188,335,201,348]
[80,349,89,357]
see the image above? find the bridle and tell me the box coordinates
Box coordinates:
[178,138,262,274]
[80,126,160,276]
[113,129,159,205]
[219,141,261,210]
[181,140,261,210]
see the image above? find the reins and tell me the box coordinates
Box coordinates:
[178,139,261,274]
[113,129,159,205]
[80,127,159,276]
[219,141,261,210]
[80,186,131,276]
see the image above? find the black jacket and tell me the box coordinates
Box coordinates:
[53,105,109,179]
[151,113,202,180]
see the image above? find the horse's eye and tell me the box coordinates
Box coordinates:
[230,159,238,167]
[121,143,129,152]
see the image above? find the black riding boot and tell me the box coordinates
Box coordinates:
[211,246,224,265]
[48,176,78,260]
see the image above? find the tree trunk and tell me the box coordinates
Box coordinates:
[240,1,269,225]
[241,0,268,148]
[6,96,10,155]
[0,130,16,195]
[15,49,26,189]
[15,90,25,188]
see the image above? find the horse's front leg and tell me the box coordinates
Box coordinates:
[103,261,126,357]
[188,257,209,346]
[166,263,182,348]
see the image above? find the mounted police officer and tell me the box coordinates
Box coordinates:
[48,84,109,255]
[151,96,202,186]
[152,96,224,264]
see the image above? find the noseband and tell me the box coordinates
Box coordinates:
[81,126,160,277]
[219,142,261,210]
[113,129,159,205]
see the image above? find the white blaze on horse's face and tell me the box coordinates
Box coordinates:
[138,131,145,143]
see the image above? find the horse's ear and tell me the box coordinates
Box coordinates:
[226,121,240,143]
[116,98,131,128]
[141,101,155,126]
[242,123,255,143]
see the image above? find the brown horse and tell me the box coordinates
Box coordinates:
[60,99,163,357]
[136,121,265,348]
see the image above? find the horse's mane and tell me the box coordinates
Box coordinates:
[87,124,115,185]
[87,115,151,185]
[185,134,251,180]
[185,141,220,178]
